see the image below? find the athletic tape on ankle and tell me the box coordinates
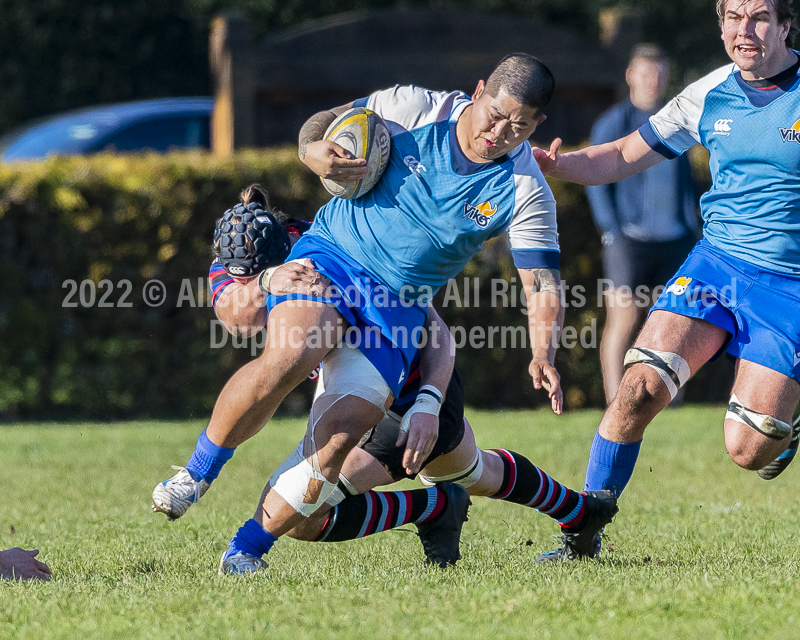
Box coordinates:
[726,393,792,441]
[400,385,443,434]
[623,347,690,400]
[269,443,337,517]
[419,449,483,489]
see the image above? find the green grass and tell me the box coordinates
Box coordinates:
[1,406,798,639]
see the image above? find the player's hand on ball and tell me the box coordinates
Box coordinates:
[529,358,563,415]
[397,413,439,476]
[303,140,368,182]
[532,138,563,175]
[268,260,330,297]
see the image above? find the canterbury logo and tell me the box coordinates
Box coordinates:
[228,265,246,275]
[794,351,800,368]
[713,119,733,135]
[463,201,498,228]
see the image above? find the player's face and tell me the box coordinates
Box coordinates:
[626,57,669,111]
[464,82,545,162]
[721,0,793,79]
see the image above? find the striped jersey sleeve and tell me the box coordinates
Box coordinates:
[209,260,234,308]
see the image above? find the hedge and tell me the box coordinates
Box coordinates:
[0,149,731,420]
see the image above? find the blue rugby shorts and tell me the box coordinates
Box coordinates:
[651,238,800,382]
[267,233,428,397]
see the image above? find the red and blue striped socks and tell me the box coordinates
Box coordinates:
[316,486,447,542]
[490,449,587,530]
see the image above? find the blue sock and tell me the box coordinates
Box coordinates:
[584,432,642,497]
[185,430,235,483]
[227,519,277,558]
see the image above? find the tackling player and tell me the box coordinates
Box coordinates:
[534,0,800,560]
[156,185,617,568]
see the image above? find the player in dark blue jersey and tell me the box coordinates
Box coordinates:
[535,0,800,560]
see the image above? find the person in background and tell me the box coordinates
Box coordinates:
[586,44,699,405]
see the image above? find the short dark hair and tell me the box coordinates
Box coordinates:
[629,43,669,65]
[717,0,798,46]
[484,53,555,112]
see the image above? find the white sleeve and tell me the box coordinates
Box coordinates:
[506,143,559,268]
[364,85,463,131]
[648,64,734,155]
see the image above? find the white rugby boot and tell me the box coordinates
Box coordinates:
[218,550,267,575]
[151,466,210,520]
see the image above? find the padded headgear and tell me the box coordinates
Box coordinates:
[213,202,292,277]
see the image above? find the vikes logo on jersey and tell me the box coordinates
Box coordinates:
[778,119,800,143]
[463,201,498,228]
[667,276,692,295]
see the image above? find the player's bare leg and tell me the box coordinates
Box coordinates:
[206,301,346,448]
[600,287,647,405]
[598,311,729,444]
[152,300,345,520]
[256,394,386,537]
[724,359,800,470]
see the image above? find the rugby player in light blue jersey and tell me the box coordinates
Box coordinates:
[534,0,800,561]
[154,55,592,574]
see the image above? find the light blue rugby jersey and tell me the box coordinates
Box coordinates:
[308,85,559,301]
[639,55,800,274]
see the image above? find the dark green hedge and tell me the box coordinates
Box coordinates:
[0,150,731,420]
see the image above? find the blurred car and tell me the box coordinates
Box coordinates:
[0,97,214,162]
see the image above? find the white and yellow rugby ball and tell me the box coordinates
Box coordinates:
[321,107,391,200]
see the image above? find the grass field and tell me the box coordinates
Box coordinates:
[1,406,798,639]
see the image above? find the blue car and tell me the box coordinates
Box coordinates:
[0,97,214,162]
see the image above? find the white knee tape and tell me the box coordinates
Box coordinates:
[315,344,391,410]
[726,393,792,441]
[419,450,483,489]
[623,347,691,400]
[269,443,337,517]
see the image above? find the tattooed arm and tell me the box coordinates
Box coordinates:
[297,102,368,182]
[518,267,565,414]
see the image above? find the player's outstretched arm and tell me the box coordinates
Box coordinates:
[0,548,51,581]
[298,103,368,182]
[533,130,664,186]
[397,306,455,475]
[519,267,564,414]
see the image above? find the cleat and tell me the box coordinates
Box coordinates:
[535,490,618,563]
[757,407,800,480]
[152,466,210,521]
[415,482,471,568]
[218,549,267,575]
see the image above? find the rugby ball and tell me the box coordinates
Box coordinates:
[321,107,391,200]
